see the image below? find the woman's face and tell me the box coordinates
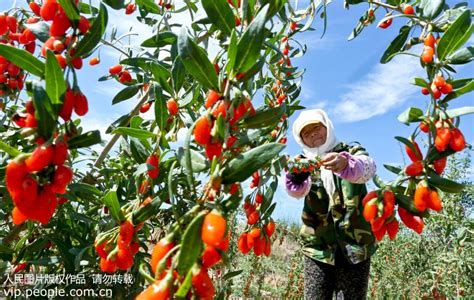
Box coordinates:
[300,123,327,148]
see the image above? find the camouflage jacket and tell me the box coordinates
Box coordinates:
[299,142,377,265]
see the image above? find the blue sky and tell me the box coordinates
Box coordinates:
[3,1,473,223]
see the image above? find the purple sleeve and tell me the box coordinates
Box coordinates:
[335,151,376,183]
[285,173,312,199]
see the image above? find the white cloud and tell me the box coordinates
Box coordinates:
[329,53,423,122]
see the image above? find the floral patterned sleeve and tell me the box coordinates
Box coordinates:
[284,172,312,199]
[334,151,376,184]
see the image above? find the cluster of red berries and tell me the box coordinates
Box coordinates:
[193,90,255,160]
[95,220,141,273]
[237,218,275,257]
[362,190,399,240]
[421,33,438,64]
[13,99,38,128]
[37,0,91,69]
[109,64,133,84]
[0,13,34,96]
[6,139,71,225]
[285,156,321,174]
[421,74,453,99]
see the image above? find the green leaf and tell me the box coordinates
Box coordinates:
[226,29,238,74]
[202,0,235,36]
[223,270,243,281]
[427,170,465,193]
[437,10,472,61]
[241,106,284,128]
[68,130,102,149]
[132,196,162,224]
[222,143,285,184]
[152,85,168,131]
[172,57,186,93]
[73,3,108,58]
[419,0,445,19]
[177,147,209,173]
[446,46,474,65]
[0,141,21,157]
[384,164,402,175]
[348,12,368,41]
[79,2,100,14]
[103,189,125,222]
[0,44,45,78]
[444,106,474,118]
[102,0,125,9]
[260,0,286,18]
[234,5,269,74]
[141,32,177,48]
[32,82,56,139]
[112,84,141,105]
[395,193,429,216]
[68,183,101,196]
[177,28,219,90]
[24,21,51,43]
[149,63,173,94]
[176,211,206,275]
[175,269,194,297]
[113,127,156,139]
[440,79,474,103]
[45,50,66,113]
[136,0,160,13]
[397,107,423,125]
[58,0,81,21]
[380,25,410,64]
[411,77,429,88]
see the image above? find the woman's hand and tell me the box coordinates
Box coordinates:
[321,152,348,173]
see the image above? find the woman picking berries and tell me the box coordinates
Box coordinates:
[285,109,377,299]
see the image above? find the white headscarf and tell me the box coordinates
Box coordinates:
[292,109,339,201]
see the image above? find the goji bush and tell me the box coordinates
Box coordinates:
[0,0,472,298]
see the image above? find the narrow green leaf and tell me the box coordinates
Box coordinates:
[112,84,141,105]
[0,141,21,157]
[176,211,206,275]
[440,79,474,103]
[437,10,472,61]
[419,0,445,19]
[175,269,194,297]
[152,85,168,131]
[103,189,125,222]
[397,107,423,125]
[68,183,101,196]
[234,5,269,74]
[241,106,284,128]
[141,32,177,48]
[136,0,160,13]
[68,130,102,149]
[177,147,209,173]
[380,26,410,64]
[149,62,173,94]
[222,143,285,184]
[223,270,243,281]
[411,77,429,88]
[384,164,403,175]
[73,3,108,58]
[0,44,45,78]
[172,57,186,93]
[446,46,474,65]
[102,0,125,9]
[202,0,235,36]
[58,0,81,21]
[32,82,56,139]
[132,196,162,224]
[444,106,474,118]
[226,29,238,74]
[113,127,156,139]
[45,50,66,113]
[427,170,465,193]
[177,28,219,90]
